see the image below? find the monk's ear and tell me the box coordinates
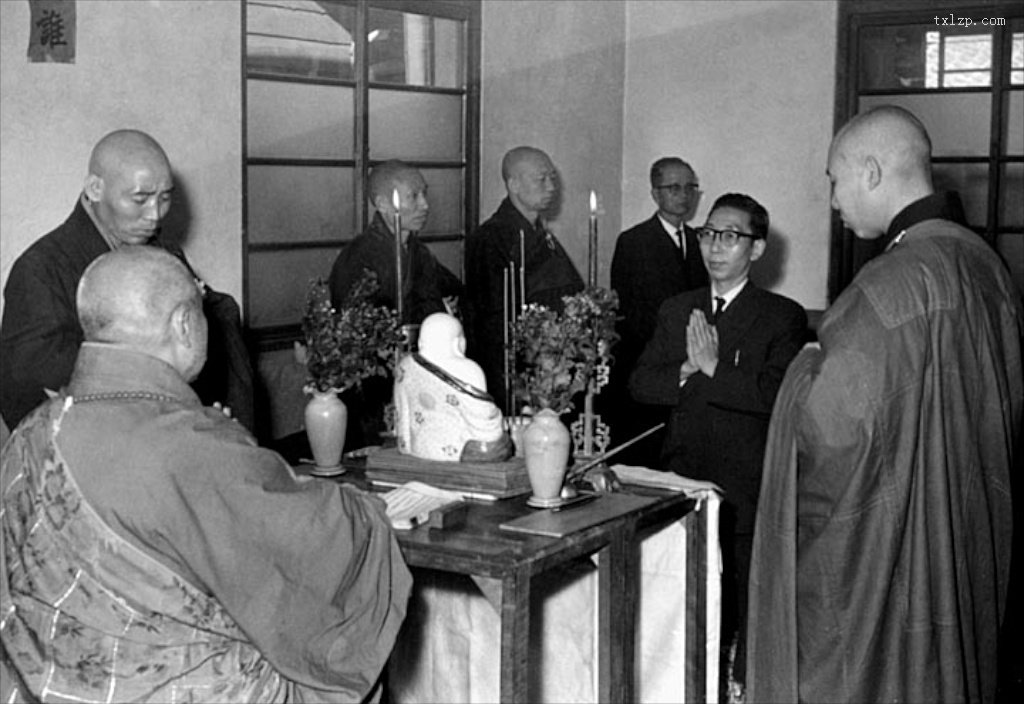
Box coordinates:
[83,174,103,203]
[863,155,883,191]
[170,301,203,350]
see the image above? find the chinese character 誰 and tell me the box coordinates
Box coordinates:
[36,10,68,48]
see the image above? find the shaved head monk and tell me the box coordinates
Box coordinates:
[1,247,411,702]
[464,146,584,412]
[84,129,174,248]
[0,129,254,431]
[746,105,1023,703]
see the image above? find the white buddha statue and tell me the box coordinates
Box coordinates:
[394,313,512,462]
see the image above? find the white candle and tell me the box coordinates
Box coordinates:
[588,190,598,287]
[392,188,404,320]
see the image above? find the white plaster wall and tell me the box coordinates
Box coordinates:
[480,0,627,287]
[622,0,837,309]
[0,0,243,317]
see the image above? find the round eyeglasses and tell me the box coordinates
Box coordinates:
[653,183,701,196]
[695,226,760,247]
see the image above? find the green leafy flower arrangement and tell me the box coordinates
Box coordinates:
[512,286,619,414]
[302,271,403,394]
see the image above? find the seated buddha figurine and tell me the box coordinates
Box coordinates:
[395,313,513,462]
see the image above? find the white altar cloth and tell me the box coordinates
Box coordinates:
[388,481,721,703]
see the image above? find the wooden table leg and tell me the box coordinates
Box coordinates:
[499,568,531,703]
[599,521,639,702]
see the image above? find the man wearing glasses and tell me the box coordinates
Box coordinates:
[629,192,807,700]
[606,157,708,466]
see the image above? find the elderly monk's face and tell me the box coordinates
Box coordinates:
[511,154,558,214]
[94,158,174,247]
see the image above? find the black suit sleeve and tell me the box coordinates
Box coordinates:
[629,296,692,406]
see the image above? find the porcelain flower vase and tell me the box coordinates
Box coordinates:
[305,390,348,471]
[523,408,571,507]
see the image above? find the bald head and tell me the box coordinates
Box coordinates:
[827,105,935,239]
[368,160,429,235]
[501,147,552,182]
[501,146,558,221]
[83,129,174,248]
[368,160,424,204]
[88,129,170,182]
[78,247,207,381]
[830,106,932,185]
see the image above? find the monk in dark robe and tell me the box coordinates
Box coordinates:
[747,105,1023,703]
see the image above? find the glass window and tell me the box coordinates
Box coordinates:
[834,5,1023,302]
[247,165,355,244]
[418,168,464,236]
[1012,30,1023,84]
[247,81,354,159]
[244,0,478,336]
[859,23,999,91]
[931,163,989,226]
[1007,90,1023,155]
[1000,164,1024,229]
[367,7,464,88]
[368,89,464,160]
[248,247,341,328]
[247,0,356,80]
[936,33,992,87]
[858,93,990,157]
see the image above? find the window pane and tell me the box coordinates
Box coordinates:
[248,165,355,244]
[367,8,464,88]
[858,24,1001,90]
[369,89,463,160]
[932,163,988,227]
[859,93,990,157]
[995,234,1024,296]
[248,80,354,158]
[249,247,341,328]
[1001,164,1024,229]
[247,0,355,80]
[421,239,464,283]
[859,24,931,90]
[419,168,464,236]
[1008,91,1023,155]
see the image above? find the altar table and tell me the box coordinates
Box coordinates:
[379,481,721,703]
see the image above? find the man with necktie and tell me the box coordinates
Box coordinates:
[464,146,584,413]
[629,192,807,699]
[607,157,709,466]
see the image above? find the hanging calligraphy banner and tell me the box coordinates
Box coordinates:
[28,0,76,64]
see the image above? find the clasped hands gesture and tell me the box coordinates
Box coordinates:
[680,309,719,383]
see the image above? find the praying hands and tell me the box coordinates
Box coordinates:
[686,308,719,378]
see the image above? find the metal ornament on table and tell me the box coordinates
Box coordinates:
[569,340,611,462]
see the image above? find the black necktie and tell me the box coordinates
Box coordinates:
[712,296,725,324]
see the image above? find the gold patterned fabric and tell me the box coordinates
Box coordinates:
[1,400,285,703]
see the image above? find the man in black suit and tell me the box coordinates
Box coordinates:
[630,193,807,697]
[606,157,708,466]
